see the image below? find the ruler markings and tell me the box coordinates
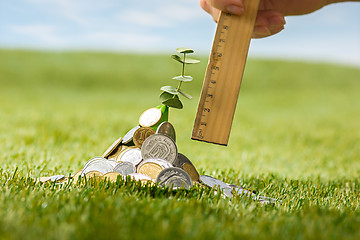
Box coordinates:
[192,0,260,145]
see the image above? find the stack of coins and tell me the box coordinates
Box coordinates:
[37,107,278,204]
[69,107,200,189]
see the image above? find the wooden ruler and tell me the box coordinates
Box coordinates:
[192,0,260,146]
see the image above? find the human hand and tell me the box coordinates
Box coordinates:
[200,0,338,38]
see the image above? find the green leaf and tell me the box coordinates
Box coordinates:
[171,55,200,64]
[184,58,200,64]
[178,90,193,99]
[172,75,193,82]
[160,92,176,102]
[176,47,194,54]
[162,98,183,109]
[171,55,183,64]
[160,86,179,95]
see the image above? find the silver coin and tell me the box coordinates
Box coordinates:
[119,148,142,165]
[137,158,173,171]
[113,162,136,176]
[128,173,153,182]
[156,121,176,142]
[82,157,108,170]
[200,175,232,197]
[81,160,114,176]
[50,175,65,182]
[122,126,140,144]
[156,167,192,190]
[141,134,177,164]
[105,159,119,168]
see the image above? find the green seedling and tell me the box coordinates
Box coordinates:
[160,47,200,109]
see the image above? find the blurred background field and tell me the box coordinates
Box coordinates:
[1,1,360,239]
[1,49,360,240]
[0,49,359,179]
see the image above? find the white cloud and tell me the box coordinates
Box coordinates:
[83,32,164,51]
[158,4,203,22]
[117,2,205,28]
[118,11,171,27]
[25,0,93,25]
[10,24,66,45]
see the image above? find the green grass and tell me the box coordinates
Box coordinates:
[0,49,359,240]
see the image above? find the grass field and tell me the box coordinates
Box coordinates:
[0,49,359,240]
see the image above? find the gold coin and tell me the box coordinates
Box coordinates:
[57,177,68,183]
[183,162,200,182]
[102,137,123,158]
[137,162,163,180]
[107,145,124,160]
[72,170,83,183]
[133,127,155,148]
[103,172,122,182]
[85,170,104,179]
[37,176,51,183]
[139,108,162,127]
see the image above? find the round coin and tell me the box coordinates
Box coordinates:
[115,146,134,162]
[128,173,153,182]
[85,170,104,179]
[141,134,177,164]
[50,175,65,182]
[106,159,120,168]
[37,176,51,183]
[156,167,193,190]
[133,127,155,148]
[137,162,163,180]
[118,148,142,165]
[102,137,123,158]
[103,172,122,182]
[182,162,200,182]
[82,157,108,170]
[200,175,232,197]
[72,170,83,183]
[81,159,114,176]
[156,121,176,142]
[107,145,124,160]
[173,153,200,182]
[122,126,140,144]
[113,162,136,176]
[139,108,162,127]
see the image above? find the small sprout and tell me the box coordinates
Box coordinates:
[160,86,179,95]
[160,47,200,109]
[162,98,183,109]
[172,76,193,82]
[176,47,194,54]
[178,89,192,100]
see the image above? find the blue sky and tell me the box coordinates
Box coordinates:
[1,0,359,66]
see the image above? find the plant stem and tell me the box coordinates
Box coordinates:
[182,53,185,77]
[177,53,186,91]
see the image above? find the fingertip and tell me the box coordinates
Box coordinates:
[226,4,244,15]
[253,26,271,38]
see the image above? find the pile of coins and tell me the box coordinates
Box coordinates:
[38,107,277,203]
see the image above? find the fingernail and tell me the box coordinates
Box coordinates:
[226,5,244,15]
